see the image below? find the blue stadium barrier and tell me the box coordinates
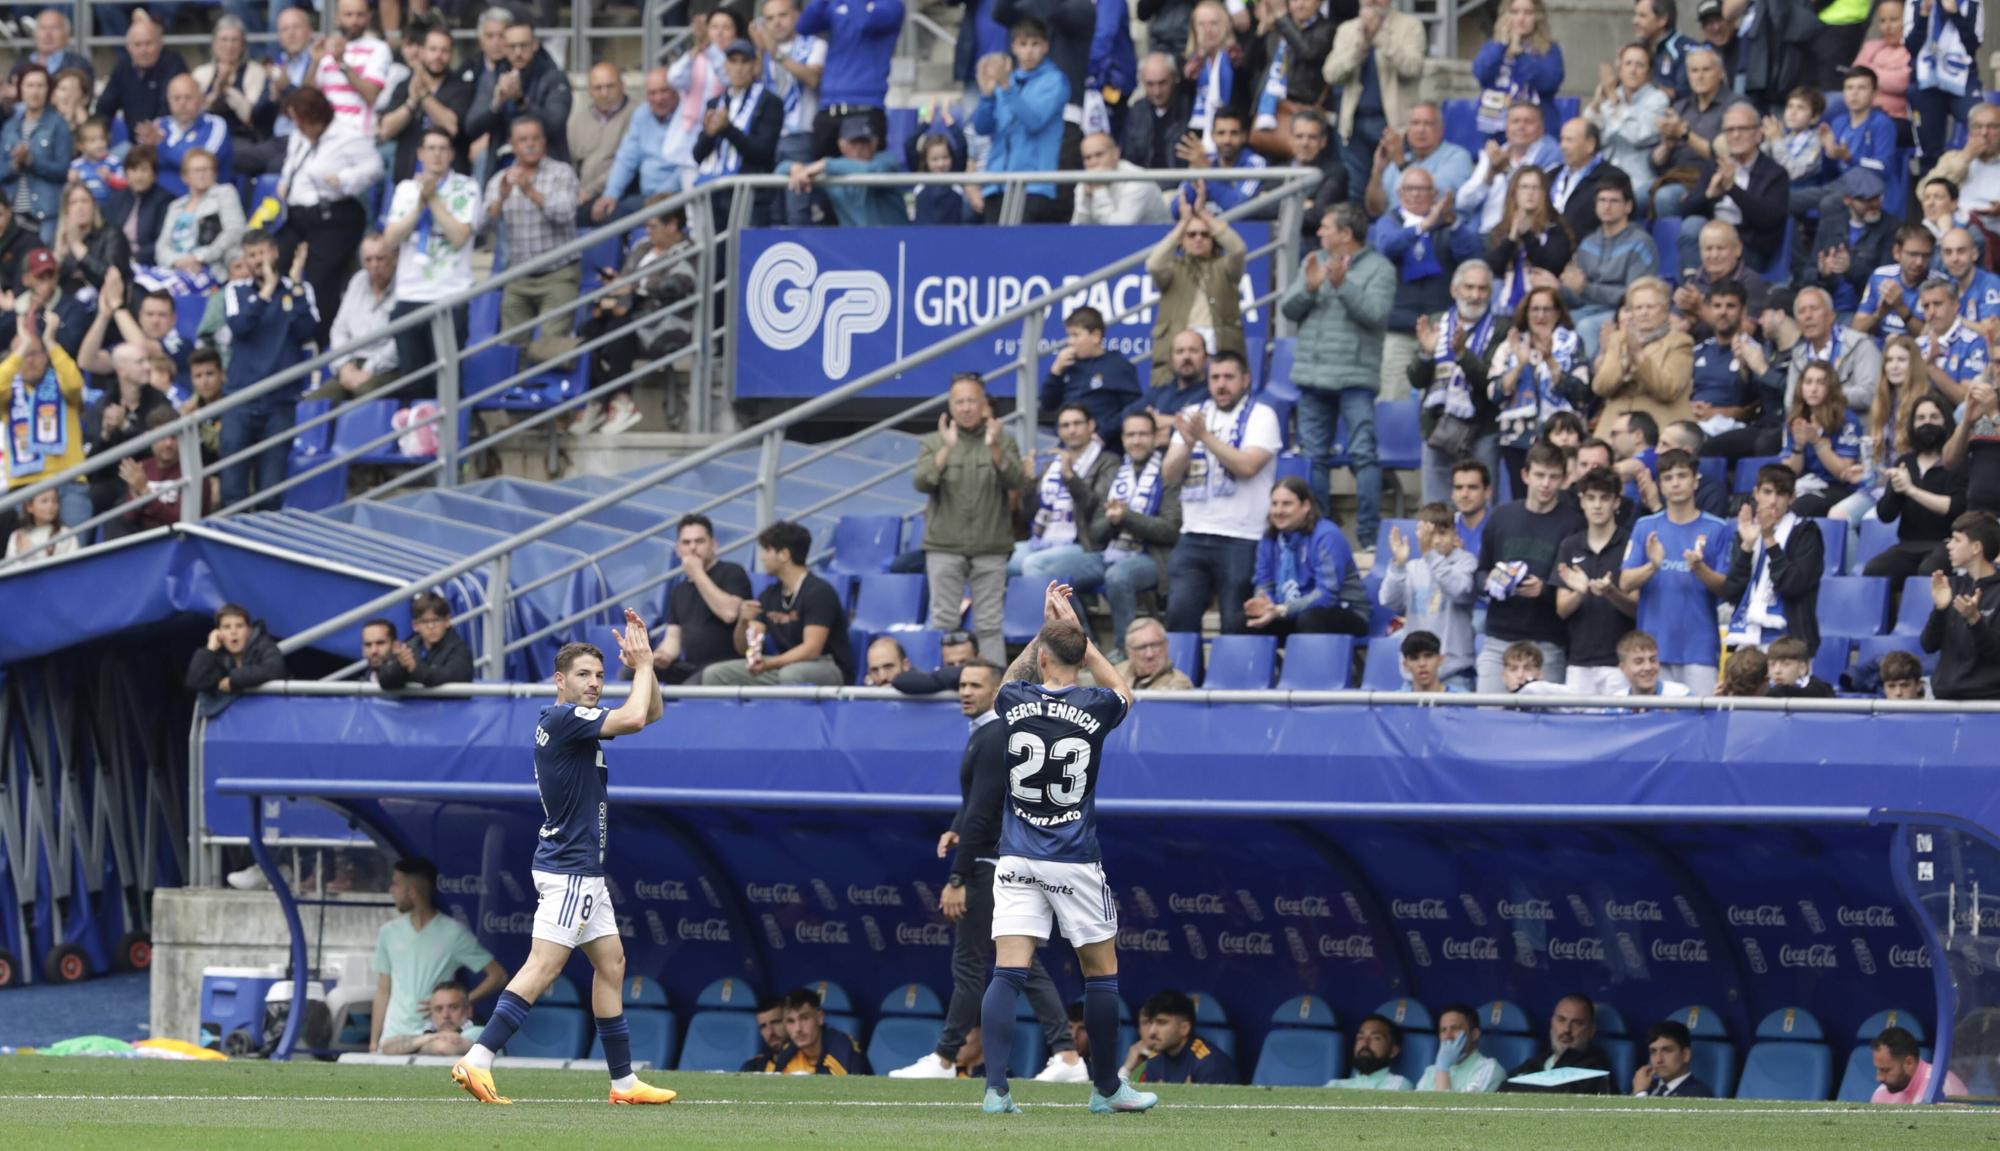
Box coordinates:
[1735,1007,1834,1100]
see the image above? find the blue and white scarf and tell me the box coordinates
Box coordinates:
[5,363,65,480]
[1032,439,1103,547]
[1106,450,1164,559]
[1908,0,1981,99]
[1190,51,1233,150]
[1494,326,1581,447]
[1424,307,1497,419]
[696,83,766,183]
[1253,39,1288,133]
[1725,512,1796,648]
[1476,53,1539,136]
[1181,398,1255,503]
[1498,230,1548,311]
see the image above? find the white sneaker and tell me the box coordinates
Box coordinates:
[1035,1053,1091,1083]
[601,396,643,435]
[888,1054,957,1079]
[225,863,273,891]
[570,402,605,435]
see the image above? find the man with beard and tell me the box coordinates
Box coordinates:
[1408,260,1506,504]
[463,21,573,169]
[1282,109,1347,242]
[1870,1025,1968,1102]
[1330,1014,1414,1090]
[1811,169,1895,317]
[1124,329,1213,432]
[378,25,473,183]
[1683,282,1771,444]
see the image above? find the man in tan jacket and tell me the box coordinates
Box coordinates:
[568,63,635,226]
[915,373,1029,664]
[1322,0,1425,211]
[1146,186,1247,386]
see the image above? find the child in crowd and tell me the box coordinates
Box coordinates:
[1763,88,1825,185]
[67,117,125,203]
[1763,635,1836,697]
[1614,630,1689,697]
[1380,502,1478,688]
[910,131,980,225]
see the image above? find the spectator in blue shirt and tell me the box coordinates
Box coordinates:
[153,75,235,200]
[1121,329,1212,431]
[1248,475,1369,637]
[590,69,684,226]
[1175,108,1267,217]
[973,19,1068,223]
[1814,67,1896,216]
[1634,0,1696,97]
[1366,102,1475,219]
[219,228,318,512]
[785,116,908,225]
[1619,447,1731,694]
[1088,0,1138,116]
[1042,306,1141,445]
[1122,990,1239,1085]
[799,0,905,159]
[1782,359,1867,516]
[1473,0,1565,137]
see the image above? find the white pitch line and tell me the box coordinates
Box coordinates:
[2,1093,1993,1117]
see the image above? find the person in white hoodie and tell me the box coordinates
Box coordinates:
[1072,132,1172,225]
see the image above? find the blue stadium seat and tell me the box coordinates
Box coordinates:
[1697,456,1726,489]
[809,980,859,1041]
[1735,1008,1833,1100]
[1475,1000,1535,1070]
[1734,455,1782,493]
[1252,994,1343,1086]
[1837,1008,1926,1101]
[1853,516,1899,573]
[1814,517,1847,575]
[331,399,424,466]
[1379,999,1436,1083]
[1761,222,1793,287]
[1552,97,1579,136]
[850,573,928,633]
[1812,638,1851,689]
[680,1012,761,1071]
[1275,452,1312,486]
[1652,219,1681,280]
[1668,1005,1737,1098]
[1167,631,1203,685]
[1002,578,1045,645]
[1374,518,1419,560]
[1265,337,1298,403]
[880,983,944,1016]
[884,107,920,168]
[1360,640,1405,690]
[1376,398,1423,475]
[828,514,903,575]
[857,630,941,684]
[1594,1003,1637,1087]
[1818,576,1890,637]
[1246,333,1267,388]
[1482,1034,1538,1072]
[1187,990,1235,1062]
[174,292,208,344]
[1892,584,1934,636]
[1276,634,1356,690]
[868,1017,941,1076]
[1441,98,1483,155]
[1203,634,1277,689]
[504,976,588,1059]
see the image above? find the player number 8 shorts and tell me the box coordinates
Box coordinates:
[532,870,619,948]
[990,856,1118,946]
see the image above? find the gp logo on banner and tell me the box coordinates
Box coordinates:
[735,224,1271,399]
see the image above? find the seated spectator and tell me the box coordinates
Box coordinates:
[763,986,871,1074]
[886,628,981,694]
[482,116,578,347]
[1939,225,2000,324]
[1621,447,1731,691]
[740,997,789,1072]
[1811,169,1894,319]
[1476,441,1586,690]
[1764,634,1835,695]
[1375,169,1463,414]
[704,520,854,687]
[1687,288,1771,459]
[1671,220,1769,333]
[1501,638,1572,693]
[1463,102,1565,239]
[1722,464,1825,655]
[1854,225,1937,341]
[1879,649,1928,699]
[1174,109,1267,218]
[590,70,684,226]
[1717,644,1766,694]
[1285,203,1394,541]
[1124,329,1213,430]
[1872,1024,1969,1102]
[1367,102,1475,219]
[1015,405,1117,575]
[863,636,913,686]
[53,184,128,301]
[1762,88,1826,197]
[378,25,474,185]
[1123,989,1238,1084]
[1918,176,1966,245]
[1324,0,1426,201]
[106,147,172,264]
[1648,46,1743,220]
[1408,262,1503,504]
[1074,132,1173,226]
[153,75,233,205]
[1632,1020,1713,1097]
[657,513,752,685]
[1584,45,1667,197]
[1329,1014,1413,1090]
[1472,0,1564,137]
[1591,277,1694,436]
[1867,395,1963,581]
[376,593,475,688]
[1381,503,1479,686]
[1766,285,1881,420]
[1247,476,1367,637]
[383,128,478,399]
[3,487,74,564]
[579,200,696,435]
[1552,118,1620,245]
[1491,286,1589,486]
[784,116,907,227]
[1400,629,1462,693]
[1146,192,1247,385]
[360,618,395,683]
[117,406,212,534]
[1923,510,2000,700]
[918,374,1027,663]
[1498,994,1614,1094]
[192,16,266,146]
[1677,103,1787,275]
[95,16,190,135]
[1781,359,1866,517]
[150,149,245,293]
[308,232,397,400]
[380,981,484,1057]
[1555,466,1637,691]
[368,856,506,1054]
[185,602,286,694]
[1613,628,1691,697]
[1418,1003,1506,1091]
[1819,68,1895,203]
[1164,350,1282,634]
[1042,307,1142,447]
[692,40,783,225]
[1110,616,1195,690]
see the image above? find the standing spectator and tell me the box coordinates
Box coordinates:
[1459,102,1564,238]
[579,201,697,434]
[1246,0,1335,159]
[1634,0,1697,96]
[1044,411,1183,658]
[990,0,1095,222]
[153,75,236,200]
[185,603,287,694]
[312,232,398,400]
[1371,168,1461,407]
[1591,277,1694,434]
[1871,1025,1970,1102]
[383,129,478,398]
[1011,404,1118,575]
[1621,447,1732,692]
[1454,459,1497,551]
[0,326,88,528]
[220,229,319,511]
[192,17,267,147]
[1585,44,1669,198]
[1473,0,1564,138]
[152,150,246,293]
[1677,103,1788,274]
[308,0,393,138]
[591,71,684,225]
[378,26,474,185]
[1553,466,1638,691]
[1120,52,1191,173]
[367,856,507,1054]
[755,0,826,227]
[567,64,634,224]
[1163,349,1283,633]
[117,406,213,533]
[274,88,383,344]
[1721,463,1825,654]
[656,513,753,684]
[1763,88,1827,194]
[0,67,72,244]
[11,10,89,92]
[1486,167,1574,314]
[1905,0,1983,169]
[377,592,475,688]
[703,520,854,686]
[1041,306,1142,445]
[1146,189,1247,385]
[1284,109,1349,241]
[456,9,516,176]
[1178,1,1234,154]
[1366,102,1475,219]
[1490,286,1588,487]
[1073,132,1174,226]
[799,0,904,159]
[1552,119,1620,244]
[1408,261,1505,504]
[1867,395,1963,581]
[909,120,979,225]
[1475,440,1587,690]
[1323,0,1425,203]
[916,374,1027,664]
[1562,177,1657,355]
[785,117,907,226]
[1780,359,1866,517]
[693,40,784,225]
[972,19,1068,224]
[1247,475,1368,637]
[95,16,190,135]
[483,117,579,343]
[1921,510,2000,699]
[1380,503,1480,685]
[1283,202,1394,547]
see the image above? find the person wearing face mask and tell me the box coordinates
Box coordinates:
[1867,395,1965,582]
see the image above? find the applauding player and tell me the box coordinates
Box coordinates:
[452,609,677,1106]
[978,582,1155,1116]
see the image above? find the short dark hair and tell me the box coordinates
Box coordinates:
[1647,1020,1693,1051]
[1291,107,1330,137]
[1503,640,1544,668]
[241,227,278,250]
[1954,509,2000,562]
[1212,108,1246,132]
[1056,403,1094,425]
[1437,1002,1479,1032]
[144,405,178,431]
[361,618,397,640]
[1065,305,1105,334]
[1451,459,1491,487]
[1574,437,1610,461]
[1655,447,1697,478]
[555,642,605,674]
[190,347,222,371]
[677,513,715,541]
[393,855,439,894]
[1873,1025,1921,1062]
[754,995,784,1015]
[1010,15,1048,39]
[421,125,455,149]
[1786,85,1827,119]
[1706,279,1747,306]
[1756,464,1796,499]
[411,591,450,620]
[645,195,687,232]
[757,520,813,566]
[1645,0,1680,28]
[508,112,547,139]
[1768,635,1811,663]
[216,602,250,626]
[1557,994,1597,1024]
[959,658,1005,683]
[1140,989,1195,1022]
[1895,223,1935,252]
[1357,1013,1402,1046]
[431,980,468,998]
[1574,466,1621,499]
[1401,630,1442,659]
[1524,440,1566,475]
[782,986,823,1013]
[140,289,174,312]
[124,144,158,172]
[1621,410,1659,446]
[1210,348,1248,374]
[1878,650,1923,685]
[1038,619,1089,668]
[282,85,334,129]
[1845,65,1878,89]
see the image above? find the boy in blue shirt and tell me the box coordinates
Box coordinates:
[1619,447,1732,695]
[68,117,123,203]
[973,18,1067,223]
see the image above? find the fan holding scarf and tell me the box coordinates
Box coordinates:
[2,321,88,530]
[692,41,784,226]
[1011,403,1120,576]
[1720,462,1825,655]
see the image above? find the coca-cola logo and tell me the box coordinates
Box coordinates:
[1118,928,1171,953]
[438,874,486,895]
[1889,945,1932,969]
[1727,904,1788,927]
[1604,899,1663,923]
[1778,943,1839,969]
[845,884,904,907]
[1392,899,1449,920]
[1548,936,1607,962]
[794,921,851,945]
[1956,907,2000,930]
[480,910,534,934]
[1441,936,1500,961]
[1497,899,1554,921]
[676,916,731,942]
[1217,931,1274,956]
[894,922,952,946]
[1649,938,1710,963]
[1318,934,1376,960]
[747,882,802,905]
[1836,906,1898,928]
[634,879,689,902]
[1274,895,1333,918]
[1169,893,1228,915]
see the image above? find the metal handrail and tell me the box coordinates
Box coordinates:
[266,171,1314,657]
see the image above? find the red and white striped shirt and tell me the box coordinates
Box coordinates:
[316,36,392,134]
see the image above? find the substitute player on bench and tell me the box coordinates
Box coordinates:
[452,609,677,1106]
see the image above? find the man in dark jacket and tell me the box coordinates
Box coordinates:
[1720,463,1824,657]
[220,229,320,513]
[186,603,286,695]
[93,15,189,133]
[691,41,785,225]
[103,147,173,267]
[377,592,476,688]
[1923,510,2000,700]
[1498,994,1616,1095]
[1632,1020,1715,1098]
[1119,51,1191,174]
[1811,169,1895,317]
[462,22,572,169]
[1677,103,1789,273]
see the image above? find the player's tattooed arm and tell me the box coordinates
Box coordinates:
[1004,637,1042,683]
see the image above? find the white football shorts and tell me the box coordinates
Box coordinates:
[990,855,1118,946]
[531,870,619,948]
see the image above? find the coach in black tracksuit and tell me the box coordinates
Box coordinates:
[925,661,1078,1076]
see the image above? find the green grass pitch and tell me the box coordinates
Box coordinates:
[1,1055,1992,1149]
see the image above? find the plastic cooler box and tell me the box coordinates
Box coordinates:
[199,965,287,1048]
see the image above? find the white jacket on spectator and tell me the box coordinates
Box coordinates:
[1073,159,1174,226]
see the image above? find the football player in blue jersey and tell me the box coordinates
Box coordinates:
[978,581,1156,1116]
[452,609,677,1107]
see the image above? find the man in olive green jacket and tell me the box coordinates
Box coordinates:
[1146,188,1247,386]
[915,373,1029,663]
